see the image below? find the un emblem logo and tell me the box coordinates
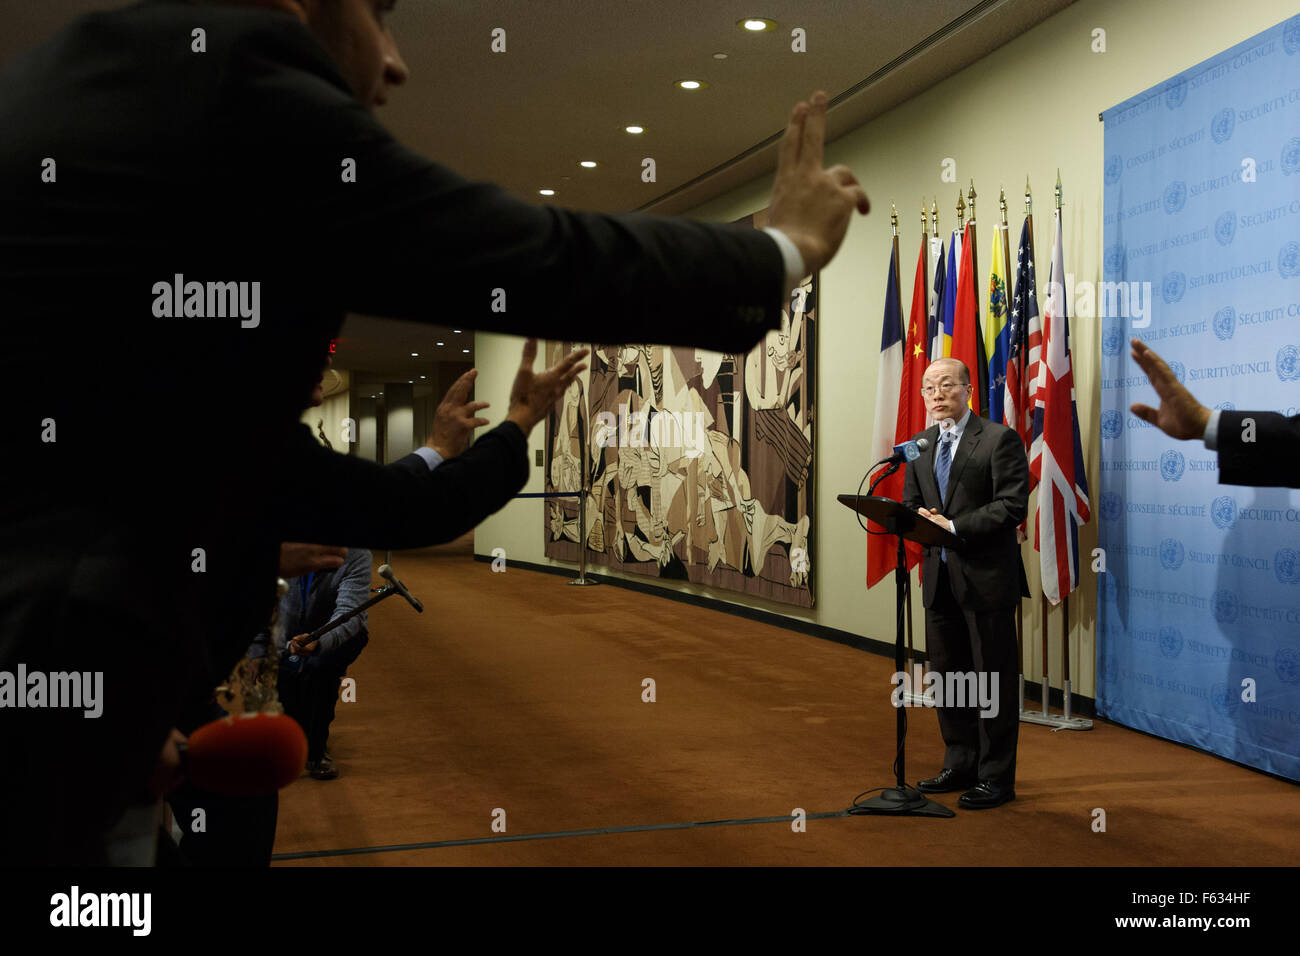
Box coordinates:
[1215,400,1235,411]
[1214,211,1236,246]
[1158,626,1183,659]
[1283,138,1300,175]
[1104,243,1126,276]
[1167,360,1185,383]
[1102,324,1122,355]
[1163,180,1187,214]
[1285,14,1300,54]
[1276,548,1300,585]
[1101,410,1123,438]
[1212,306,1236,340]
[1159,538,1185,570]
[1101,492,1122,521]
[1162,271,1186,303]
[1165,77,1188,109]
[1279,241,1300,279]
[1277,345,1300,382]
[1105,154,1123,184]
[1160,449,1185,482]
[1211,495,1237,530]
[1276,648,1300,685]
[1210,682,1238,717]
[1212,589,1239,624]
[1210,107,1236,144]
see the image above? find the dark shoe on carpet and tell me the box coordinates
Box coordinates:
[958,781,1015,809]
[916,768,976,793]
[308,755,339,780]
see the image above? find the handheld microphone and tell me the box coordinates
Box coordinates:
[378,564,423,613]
[179,712,308,795]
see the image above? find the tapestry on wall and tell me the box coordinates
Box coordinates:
[542,211,816,607]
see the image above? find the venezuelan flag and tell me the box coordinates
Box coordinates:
[984,227,1011,422]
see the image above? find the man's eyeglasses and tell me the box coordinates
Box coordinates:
[919,382,968,398]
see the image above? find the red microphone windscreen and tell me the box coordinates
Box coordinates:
[186,712,308,795]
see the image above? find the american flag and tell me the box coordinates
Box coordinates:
[1003,217,1041,467]
[1029,211,1091,605]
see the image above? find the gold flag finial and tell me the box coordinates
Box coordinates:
[967,179,977,224]
[930,197,938,237]
[956,190,965,230]
[1055,169,1063,209]
[922,197,928,235]
[890,202,898,236]
[1025,175,1032,217]
[999,186,1008,226]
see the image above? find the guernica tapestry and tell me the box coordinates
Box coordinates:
[542,210,817,607]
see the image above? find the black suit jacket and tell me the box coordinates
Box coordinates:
[902,414,1030,612]
[1217,411,1300,488]
[0,0,786,859]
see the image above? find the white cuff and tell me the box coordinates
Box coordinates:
[762,226,806,298]
[413,446,444,470]
[1202,408,1221,450]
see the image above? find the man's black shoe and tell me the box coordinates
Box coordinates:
[958,781,1015,809]
[916,768,976,793]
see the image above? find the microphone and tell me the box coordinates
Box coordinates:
[884,437,931,465]
[180,712,308,795]
[378,564,424,613]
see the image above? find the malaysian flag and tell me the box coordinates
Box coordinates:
[1029,211,1091,605]
[1004,218,1041,470]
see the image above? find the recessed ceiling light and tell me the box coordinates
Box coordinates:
[676,80,704,90]
[713,52,728,59]
[437,341,444,346]
[739,18,775,31]
[420,375,426,379]
[454,330,461,334]
[410,352,418,356]
[539,188,555,196]
[462,349,469,354]
[579,161,597,168]
[625,125,644,134]
[408,380,413,384]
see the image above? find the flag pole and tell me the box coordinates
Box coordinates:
[892,204,915,677]
[1000,187,1026,714]
[1054,169,1076,722]
[1027,177,1050,717]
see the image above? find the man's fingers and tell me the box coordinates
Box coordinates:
[1130,403,1158,425]
[467,417,491,429]
[801,90,827,169]
[779,100,807,170]
[847,184,870,215]
[519,338,538,370]
[448,367,477,402]
[464,401,491,413]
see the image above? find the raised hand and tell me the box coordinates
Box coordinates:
[767,90,870,274]
[429,367,491,459]
[505,339,589,436]
[1129,339,1210,440]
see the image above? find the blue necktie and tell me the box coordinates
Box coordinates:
[935,433,953,562]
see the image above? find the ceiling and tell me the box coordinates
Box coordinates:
[4,0,1075,388]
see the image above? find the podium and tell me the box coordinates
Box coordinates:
[838,492,962,818]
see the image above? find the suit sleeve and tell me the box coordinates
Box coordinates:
[269,421,529,549]
[954,426,1029,537]
[316,549,371,655]
[1217,411,1300,488]
[220,20,786,353]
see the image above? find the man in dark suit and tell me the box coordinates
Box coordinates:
[902,358,1029,809]
[1130,339,1299,488]
[0,0,871,862]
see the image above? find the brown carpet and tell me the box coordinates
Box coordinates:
[271,535,1299,866]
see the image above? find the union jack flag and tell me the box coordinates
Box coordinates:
[1030,211,1091,605]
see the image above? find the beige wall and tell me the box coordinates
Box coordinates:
[473,0,1298,698]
